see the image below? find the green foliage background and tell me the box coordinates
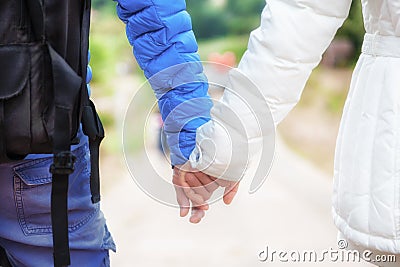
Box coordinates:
[91,0,364,71]
[187,0,364,63]
[336,0,365,62]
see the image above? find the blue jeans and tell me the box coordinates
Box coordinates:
[0,142,116,266]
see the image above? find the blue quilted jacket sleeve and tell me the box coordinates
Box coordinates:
[115,0,212,166]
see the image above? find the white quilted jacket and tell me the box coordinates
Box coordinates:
[189,0,400,254]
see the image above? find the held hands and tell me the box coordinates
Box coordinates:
[172,166,239,224]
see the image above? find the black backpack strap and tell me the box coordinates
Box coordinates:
[82,100,104,203]
[26,1,101,265]
[0,101,7,162]
[26,1,82,266]
[80,0,104,204]
[0,246,11,267]
[48,44,82,267]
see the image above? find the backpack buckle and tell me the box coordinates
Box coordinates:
[49,151,76,175]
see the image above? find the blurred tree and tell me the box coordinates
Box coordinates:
[92,0,108,9]
[187,0,265,39]
[91,0,363,66]
[224,0,265,34]
[186,0,228,39]
[92,0,116,13]
[335,0,365,64]
[188,0,364,64]
[225,0,265,16]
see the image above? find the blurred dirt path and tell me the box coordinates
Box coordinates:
[99,67,372,266]
[102,135,373,267]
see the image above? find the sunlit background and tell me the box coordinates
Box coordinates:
[90,1,372,266]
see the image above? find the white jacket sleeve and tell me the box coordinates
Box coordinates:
[189,0,352,181]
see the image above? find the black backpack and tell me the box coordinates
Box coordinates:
[0,0,104,266]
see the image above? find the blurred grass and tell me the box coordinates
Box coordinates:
[278,67,352,174]
[89,10,140,155]
[299,68,349,114]
[89,10,136,96]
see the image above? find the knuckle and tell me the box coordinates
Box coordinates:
[186,174,196,184]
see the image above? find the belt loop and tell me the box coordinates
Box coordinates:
[371,34,377,57]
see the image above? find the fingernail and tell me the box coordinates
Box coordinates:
[180,208,185,217]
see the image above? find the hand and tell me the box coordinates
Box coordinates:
[173,166,240,224]
[173,167,215,224]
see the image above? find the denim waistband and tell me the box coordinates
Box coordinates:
[0,140,88,169]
